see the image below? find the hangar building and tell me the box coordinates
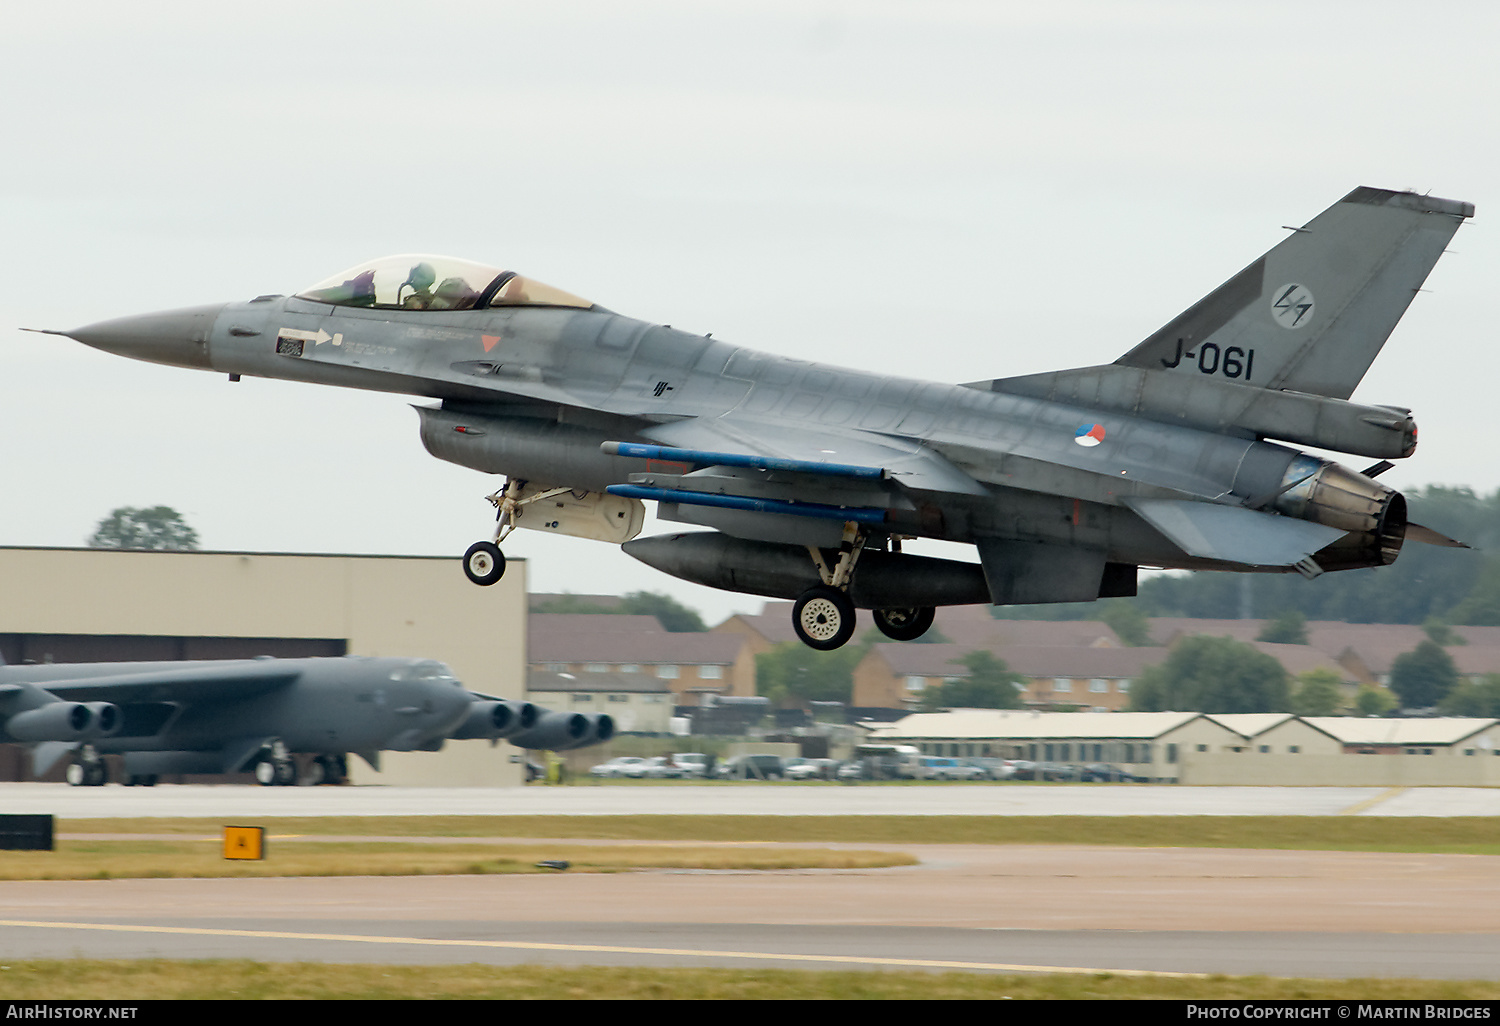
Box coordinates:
[0,546,529,786]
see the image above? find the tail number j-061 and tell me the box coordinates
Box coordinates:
[1159,340,1254,380]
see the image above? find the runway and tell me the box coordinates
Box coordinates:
[3,782,1498,979]
[2,843,1499,978]
[8,780,1500,818]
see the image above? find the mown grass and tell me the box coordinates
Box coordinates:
[0,838,912,881]
[61,814,1500,854]
[0,960,1496,1000]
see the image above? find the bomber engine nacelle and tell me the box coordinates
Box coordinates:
[5,701,122,742]
[507,710,615,751]
[448,699,539,741]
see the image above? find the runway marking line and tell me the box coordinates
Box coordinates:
[0,919,1206,978]
[1339,788,1407,816]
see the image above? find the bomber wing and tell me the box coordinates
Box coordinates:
[19,661,301,704]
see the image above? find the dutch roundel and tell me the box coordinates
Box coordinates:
[1074,423,1106,447]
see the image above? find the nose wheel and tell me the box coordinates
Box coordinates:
[463,541,506,586]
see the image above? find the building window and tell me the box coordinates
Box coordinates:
[1258,745,1270,754]
[1289,746,1300,754]
[1053,678,1072,693]
[608,694,628,703]
[1089,678,1107,693]
[699,665,723,679]
[1167,743,1178,763]
[1117,679,1130,692]
[584,664,607,674]
[571,693,592,702]
[905,676,926,692]
[618,664,639,674]
[657,665,679,679]
[1196,744,1207,753]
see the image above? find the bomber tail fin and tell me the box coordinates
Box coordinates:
[1115,188,1472,400]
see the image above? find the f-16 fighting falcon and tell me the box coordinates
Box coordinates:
[0,653,612,786]
[46,188,1473,650]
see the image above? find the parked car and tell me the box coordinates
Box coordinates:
[642,756,691,779]
[916,756,987,781]
[835,760,866,781]
[1080,763,1148,782]
[784,758,839,781]
[960,757,1016,780]
[670,753,710,778]
[716,754,785,780]
[589,756,651,779]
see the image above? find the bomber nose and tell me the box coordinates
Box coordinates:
[66,303,226,369]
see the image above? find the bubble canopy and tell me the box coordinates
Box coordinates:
[296,255,593,311]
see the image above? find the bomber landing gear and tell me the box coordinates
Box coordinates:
[872,605,936,642]
[65,746,107,786]
[463,541,505,586]
[254,742,298,786]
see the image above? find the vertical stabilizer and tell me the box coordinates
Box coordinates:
[1115,188,1472,399]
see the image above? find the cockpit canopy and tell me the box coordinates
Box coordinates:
[296,255,593,312]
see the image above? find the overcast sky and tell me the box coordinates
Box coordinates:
[2,1,1496,625]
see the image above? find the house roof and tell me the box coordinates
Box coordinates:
[527,669,674,694]
[870,643,1165,679]
[1204,713,1299,738]
[1299,717,1500,746]
[529,626,749,666]
[867,709,1204,741]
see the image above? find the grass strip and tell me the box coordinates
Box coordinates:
[0,960,1497,1000]
[0,839,912,881]
[61,815,1500,854]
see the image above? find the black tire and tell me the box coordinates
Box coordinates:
[85,763,107,787]
[274,760,298,787]
[792,585,856,651]
[463,541,506,586]
[872,606,936,642]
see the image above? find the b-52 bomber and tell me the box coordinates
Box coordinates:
[52,188,1473,650]
[0,652,611,786]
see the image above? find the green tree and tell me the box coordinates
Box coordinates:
[1129,635,1289,713]
[755,640,867,706]
[617,591,706,632]
[87,506,200,551]
[1439,675,1500,718]
[1257,610,1308,645]
[1422,617,1465,646]
[1354,685,1398,717]
[1290,668,1344,716]
[1388,640,1459,709]
[918,651,1025,711]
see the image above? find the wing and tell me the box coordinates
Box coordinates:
[19,660,301,704]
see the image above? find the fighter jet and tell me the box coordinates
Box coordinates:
[50,188,1473,650]
[0,652,612,786]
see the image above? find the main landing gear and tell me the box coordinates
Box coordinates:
[65,746,107,786]
[462,478,577,586]
[789,525,936,650]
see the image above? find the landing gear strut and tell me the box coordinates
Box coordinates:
[462,478,576,587]
[790,523,867,651]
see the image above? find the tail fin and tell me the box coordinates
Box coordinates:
[1115,188,1472,400]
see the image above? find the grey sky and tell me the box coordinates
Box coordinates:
[2,1,1496,624]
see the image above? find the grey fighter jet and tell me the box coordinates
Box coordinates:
[0,652,612,786]
[51,188,1473,650]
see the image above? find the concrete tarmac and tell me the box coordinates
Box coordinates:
[3,782,1498,979]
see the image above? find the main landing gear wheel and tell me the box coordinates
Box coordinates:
[872,606,936,642]
[792,585,857,651]
[463,541,506,586]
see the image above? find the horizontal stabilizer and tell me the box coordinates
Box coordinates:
[1127,498,1345,566]
[1406,522,1472,549]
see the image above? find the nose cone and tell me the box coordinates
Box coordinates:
[67,303,226,369]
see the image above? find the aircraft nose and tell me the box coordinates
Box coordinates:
[66,303,226,370]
